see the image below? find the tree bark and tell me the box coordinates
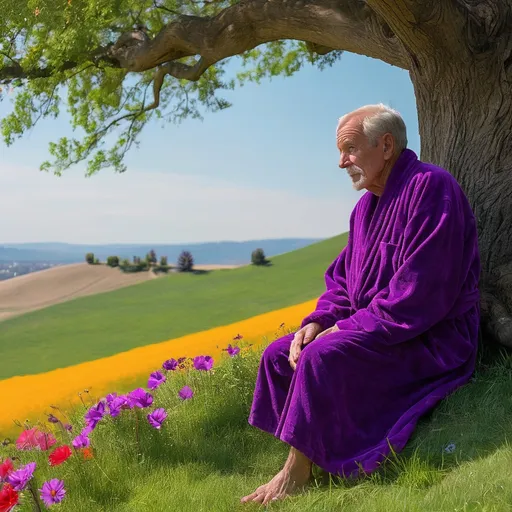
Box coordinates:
[412,45,512,347]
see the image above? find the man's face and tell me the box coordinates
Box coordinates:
[336,116,387,192]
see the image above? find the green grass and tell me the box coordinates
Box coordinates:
[3,339,512,512]
[0,234,347,380]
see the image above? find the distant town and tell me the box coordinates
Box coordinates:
[0,261,58,281]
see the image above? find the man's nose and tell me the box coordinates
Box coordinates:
[339,152,350,169]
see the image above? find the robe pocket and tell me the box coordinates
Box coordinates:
[375,242,399,291]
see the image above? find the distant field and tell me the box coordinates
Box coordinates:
[0,262,241,321]
[0,233,347,380]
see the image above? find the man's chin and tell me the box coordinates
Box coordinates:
[351,177,366,191]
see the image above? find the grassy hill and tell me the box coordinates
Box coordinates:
[0,233,347,380]
[1,339,512,511]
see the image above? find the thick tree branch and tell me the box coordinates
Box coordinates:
[109,0,408,75]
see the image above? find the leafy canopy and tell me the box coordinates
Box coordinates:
[0,0,341,175]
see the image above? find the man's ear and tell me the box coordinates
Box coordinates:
[382,133,395,160]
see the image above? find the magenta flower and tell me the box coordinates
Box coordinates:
[193,355,214,371]
[7,462,36,491]
[81,425,93,437]
[147,371,166,390]
[226,344,240,357]
[147,408,167,429]
[128,388,154,408]
[72,434,90,449]
[84,401,106,431]
[40,479,66,507]
[178,385,194,400]
[105,393,118,404]
[108,395,129,417]
[163,358,178,371]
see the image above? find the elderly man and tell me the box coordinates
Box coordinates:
[241,104,480,505]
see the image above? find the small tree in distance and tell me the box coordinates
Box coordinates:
[177,251,194,272]
[85,253,95,265]
[160,256,168,267]
[107,256,119,267]
[147,250,157,264]
[251,248,270,266]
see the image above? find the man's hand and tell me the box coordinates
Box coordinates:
[314,324,340,340]
[288,322,323,371]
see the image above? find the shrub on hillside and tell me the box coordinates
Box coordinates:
[147,250,157,264]
[251,248,270,266]
[107,256,119,267]
[85,253,95,265]
[119,258,149,273]
[177,251,194,272]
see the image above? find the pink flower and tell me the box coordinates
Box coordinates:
[16,428,57,451]
[178,386,194,400]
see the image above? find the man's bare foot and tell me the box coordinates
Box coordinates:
[241,447,312,506]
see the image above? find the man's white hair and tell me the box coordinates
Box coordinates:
[337,104,408,152]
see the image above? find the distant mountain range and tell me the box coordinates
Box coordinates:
[0,238,323,265]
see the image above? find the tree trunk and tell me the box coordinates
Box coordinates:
[412,54,512,347]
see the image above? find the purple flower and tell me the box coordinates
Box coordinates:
[128,388,154,408]
[147,371,166,390]
[178,385,194,400]
[162,358,178,371]
[47,414,59,424]
[193,355,214,371]
[40,479,66,506]
[81,425,93,437]
[147,408,167,429]
[108,395,129,417]
[105,393,118,404]
[7,462,36,491]
[84,401,106,431]
[226,344,240,357]
[72,434,90,449]
[63,424,73,432]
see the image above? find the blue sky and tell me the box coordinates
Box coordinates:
[0,52,419,244]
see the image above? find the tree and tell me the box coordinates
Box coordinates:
[160,256,168,267]
[147,250,157,264]
[1,2,511,345]
[106,255,119,267]
[85,253,95,265]
[177,251,194,272]
[251,248,269,266]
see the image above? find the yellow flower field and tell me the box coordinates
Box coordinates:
[0,299,316,434]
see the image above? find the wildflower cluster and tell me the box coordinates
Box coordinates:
[0,339,242,510]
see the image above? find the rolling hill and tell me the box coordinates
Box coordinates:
[0,262,236,322]
[0,233,347,380]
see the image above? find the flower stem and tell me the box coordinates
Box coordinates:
[134,409,141,457]
[28,480,43,512]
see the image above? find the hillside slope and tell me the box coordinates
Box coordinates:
[0,262,241,321]
[0,263,157,321]
[0,233,347,380]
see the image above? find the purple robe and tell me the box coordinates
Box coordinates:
[248,149,480,477]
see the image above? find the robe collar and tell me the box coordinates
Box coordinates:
[379,148,418,201]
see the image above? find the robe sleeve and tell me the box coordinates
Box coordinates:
[335,173,479,345]
[300,247,353,331]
